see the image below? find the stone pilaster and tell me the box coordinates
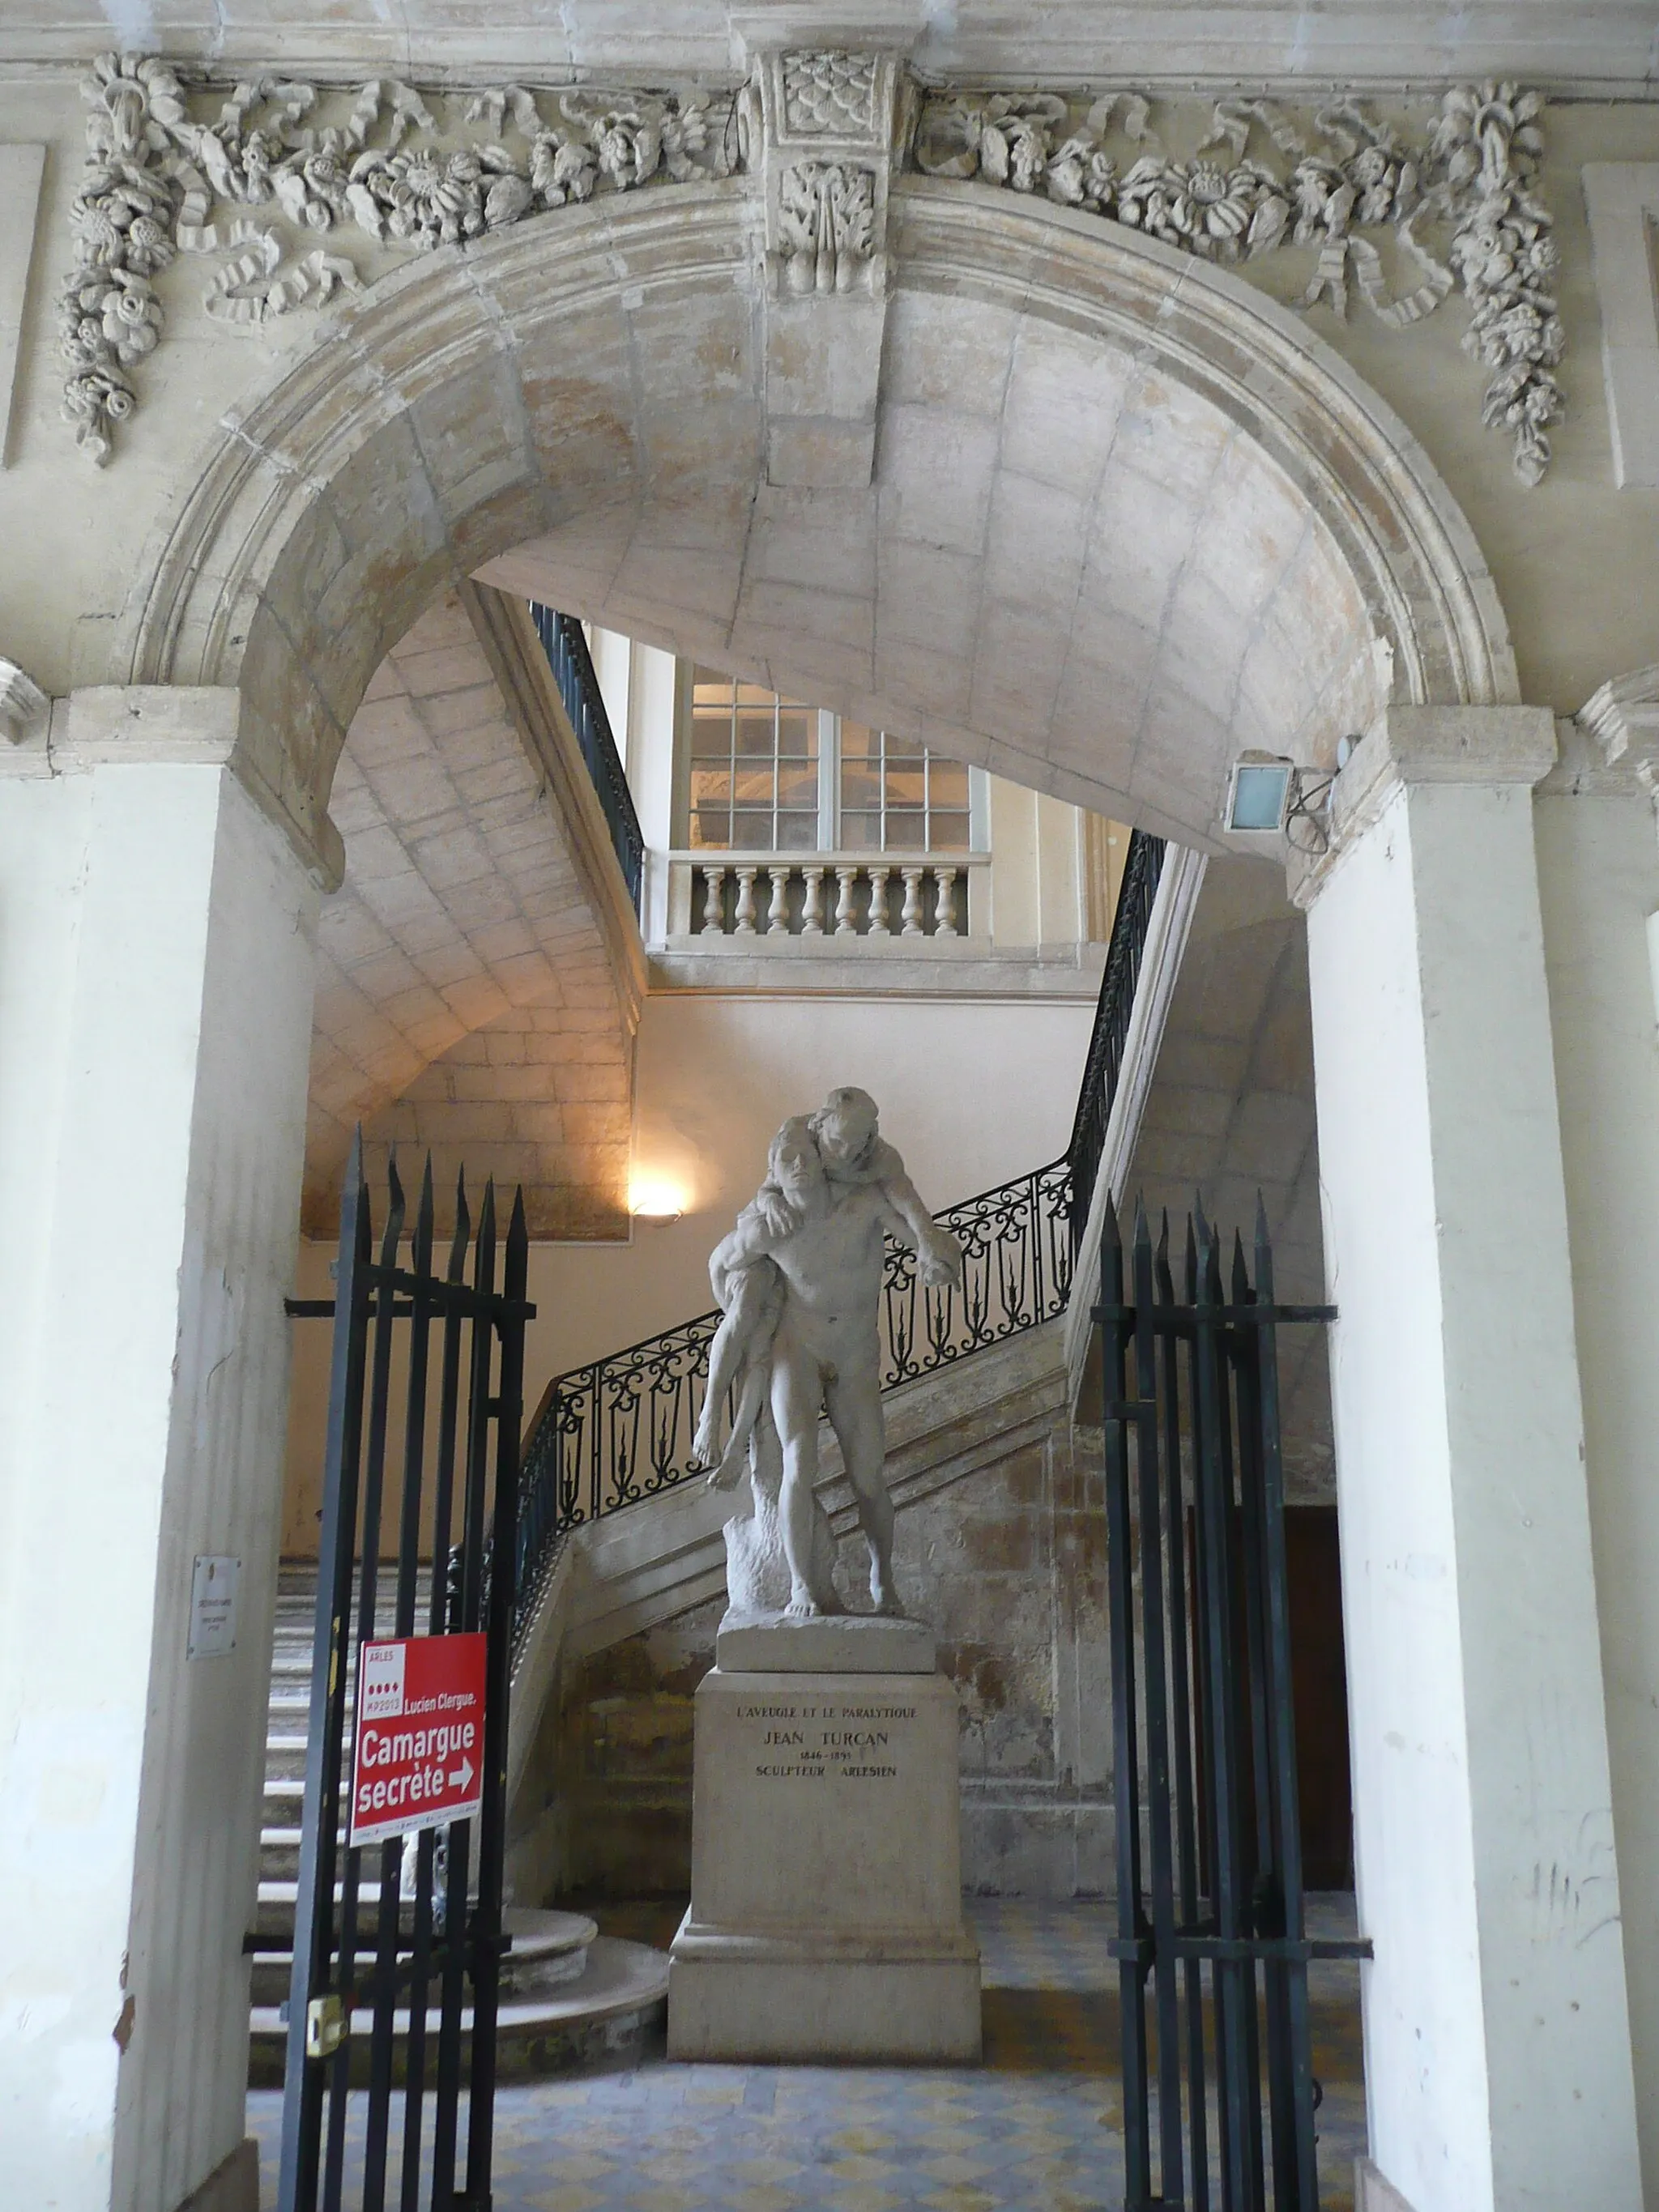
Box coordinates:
[0,697,318,2212]
[1294,705,1643,2212]
[1533,670,1659,2201]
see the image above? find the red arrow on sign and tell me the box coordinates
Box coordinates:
[349,1632,488,1848]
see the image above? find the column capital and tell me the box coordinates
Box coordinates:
[58,684,240,765]
[1290,704,1557,910]
[1,684,344,889]
[1576,662,1659,791]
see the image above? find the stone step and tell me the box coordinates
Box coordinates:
[247,1907,596,2007]
[263,1735,309,1784]
[247,1934,667,2087]
[254,1877,391,1938]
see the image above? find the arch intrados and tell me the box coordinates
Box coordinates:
[127,177,1516,866]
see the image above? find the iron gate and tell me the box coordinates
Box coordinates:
[278,1136,531,2212]
[1096,1195,1366,2211]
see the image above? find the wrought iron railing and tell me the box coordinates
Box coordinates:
[511,823,1172,1647]
[1065,828,1166,1252]
[513,1158,1074,1643]
[528,603,646,915]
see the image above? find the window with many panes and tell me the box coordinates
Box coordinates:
[689,667,975,854]
[838,723,970,852]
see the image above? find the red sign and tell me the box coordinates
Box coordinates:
[349,1632,487,1848]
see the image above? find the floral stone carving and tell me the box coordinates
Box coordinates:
[61,54,1562,485]
[913,81,1562,485]
[774,162,880,296]
[60,53,740,464]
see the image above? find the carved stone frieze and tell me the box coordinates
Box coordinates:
[60,52,1561,486]
[60,53,740,462]
[914,80,1562,485]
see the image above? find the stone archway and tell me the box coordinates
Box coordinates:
[126,176,1515,887]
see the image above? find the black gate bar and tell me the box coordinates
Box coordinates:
[1096,1194,1363,2211]
[278,1133,531,2212]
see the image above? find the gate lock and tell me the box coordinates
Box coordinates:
[305,1993,347,2061]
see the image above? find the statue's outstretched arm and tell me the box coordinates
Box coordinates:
[878,1170,963,1289]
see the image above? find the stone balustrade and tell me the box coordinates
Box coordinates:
[675,853,987,942]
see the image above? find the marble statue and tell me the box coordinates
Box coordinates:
[693,1088,963,1620]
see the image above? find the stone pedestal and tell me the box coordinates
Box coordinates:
[667,1628,981,2061]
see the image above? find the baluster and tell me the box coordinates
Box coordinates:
[866,864,892,936]
[801,866,825,935]
[900,866,925,937]
[734,866,759,935]
[935,865,960,937]
[701,864,727,935]
[834,866,859,936]
[767,866,791,935]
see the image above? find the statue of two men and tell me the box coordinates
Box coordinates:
[692,1088,962,1621]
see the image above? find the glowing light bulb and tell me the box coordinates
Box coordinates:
[629,1174,688,1225]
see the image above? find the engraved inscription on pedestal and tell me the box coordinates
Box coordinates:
[742,1690,915,1782]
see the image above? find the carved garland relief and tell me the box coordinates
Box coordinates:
[60,51,1560,485]
[912,82,1563,486]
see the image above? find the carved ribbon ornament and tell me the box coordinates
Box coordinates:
[60,53,1559,485]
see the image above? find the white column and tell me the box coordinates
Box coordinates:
[0,690,319,2212]
[1297,707,1641,2212]
[1534,685,1659,2204]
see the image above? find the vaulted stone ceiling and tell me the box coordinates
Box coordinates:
[476,281,1378,855]
[306,589,634,1239]
[4,1,1649,88]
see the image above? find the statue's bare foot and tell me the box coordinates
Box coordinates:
[689,1415,719,1469]
[784,1589,821,1621]
[870,1573,904,1618]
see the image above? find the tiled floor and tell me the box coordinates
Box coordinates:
[249,1899,1366,2209]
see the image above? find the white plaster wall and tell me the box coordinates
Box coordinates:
[1308,774,1641,2212]
[281,987,1093,1547]
[0,764,317,2212]
[1535,782,1659,2206]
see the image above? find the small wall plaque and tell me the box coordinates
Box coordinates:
[188,1554,241,1660]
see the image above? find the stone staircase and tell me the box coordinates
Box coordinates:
[249,1566,668,2084]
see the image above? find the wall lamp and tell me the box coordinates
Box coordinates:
[1223,744,1362,855]
[629,1174,687,1228]
[1224,756,1297,833]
